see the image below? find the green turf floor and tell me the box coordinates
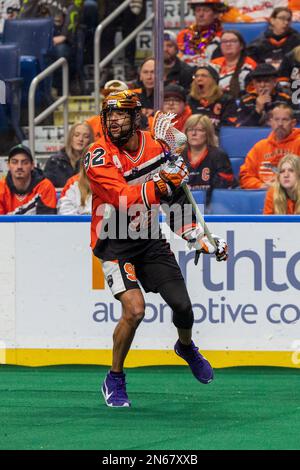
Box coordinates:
[0,365,299,450]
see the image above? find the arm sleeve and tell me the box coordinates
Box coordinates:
[239,146,264,189]
[36,179,57,214]
[263,187,275,214]
[57,184,79,215]
[86,145,160,211]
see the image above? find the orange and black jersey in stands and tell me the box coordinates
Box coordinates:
[278,50,300,91]
[237,89,292,126]
[0,169,57,215]
[187,93,238,130]
[85,130,196,261]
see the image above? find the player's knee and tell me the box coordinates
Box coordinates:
[172,300,194,329]
[124,301,145,327]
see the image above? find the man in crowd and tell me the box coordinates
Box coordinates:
[237,64,292,126]
[163,30,195,93]
[177,0,228,66]
[0,144,57,214]
[85,90,228,407]
[240,104,300,188]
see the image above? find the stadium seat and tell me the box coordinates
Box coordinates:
[292,22,300,34]
[3,18,54,104]
[191,189,206,205]
[0,43,23,141]
[209,189,267,215]
[219,127,270,159]
[223,22,267,43]
[230,157,244,179]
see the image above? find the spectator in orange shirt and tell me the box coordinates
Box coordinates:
[263,153,300,214]
[177,0,228,66]
[0,144,56,214]
[211,30,257,98]
[240,104,300,189]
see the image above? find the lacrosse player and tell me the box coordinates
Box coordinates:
[85,90,228,407]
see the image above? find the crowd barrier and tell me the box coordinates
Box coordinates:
[0,215,299,369]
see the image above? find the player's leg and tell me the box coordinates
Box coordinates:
[112,288,145,373]
[159,279,214,385]
[100,259,145,407]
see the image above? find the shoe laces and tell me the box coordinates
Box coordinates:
[183,343,204,364]
[111,376,128,399]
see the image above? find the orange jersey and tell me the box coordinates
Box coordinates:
[240,129,300,189]
[263,186,296,214]
[85,115,102,141]
[85,130,196,260]
[0,170,57,215]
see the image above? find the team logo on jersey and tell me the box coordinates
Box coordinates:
[124,263,137,282]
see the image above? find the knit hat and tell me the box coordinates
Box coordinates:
[248,64,278,81]
[8,144,33,162]
[164,30,178,45]
[195,64,219,83]
[164,84,186,102]
[188,0,228,12]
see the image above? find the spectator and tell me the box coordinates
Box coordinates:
[263,153,300,214]
[187,64,238,130]
[0,144,56,214]
[57,162,91,215]
[211,30,257,98]
[131,57,155,118]
[0,0,20,34]
[163,30,195,93]
[182,114,236,201]
[162,84,192,132]
[177,0,228,66]
[240,104,300,189]
[278,45,300,93]
[221,1,291,22]
[237,63,291,126]
[44,122,94,188]
[247,7,300,69]
[86,79,128,141]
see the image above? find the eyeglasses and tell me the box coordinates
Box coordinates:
[186,127,206,133]
[221,39,240,45]
[275,15,291,22]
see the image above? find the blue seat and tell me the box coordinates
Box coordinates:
[191,189,207,212]
[209,189,267,215]
[223,22,267,44]
[230,157,244,178]
[219,126,270,159]
[0,43,23,142]
[292,22,300,34]
[3,18,54,104]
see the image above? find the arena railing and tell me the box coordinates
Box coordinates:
[28,57,69,159]
[94,0,155,114]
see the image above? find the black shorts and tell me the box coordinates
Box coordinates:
[100,240,184,297]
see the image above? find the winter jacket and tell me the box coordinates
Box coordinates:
[44,148,80,188]
[164,57,195,94]
[240,128,300,189]
[57,174,91,215]
[0,168,56,214]
[247,27,300,66]
[263,186,296,214]
[237,89,292,126]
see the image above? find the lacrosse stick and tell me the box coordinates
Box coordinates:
[151,111,217,263]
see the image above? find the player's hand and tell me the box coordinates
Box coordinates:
[188,231,228,262]
[153,156,189,197]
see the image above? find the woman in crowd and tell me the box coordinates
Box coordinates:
[57,160,92,215]
[263,154,300,214]
[187,64,238,130]
[182,114,236,203]
[247,7,300,69]
[211,30,257,98]
[44,122,93,188]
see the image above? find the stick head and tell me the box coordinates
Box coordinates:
[151,111,187,154]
